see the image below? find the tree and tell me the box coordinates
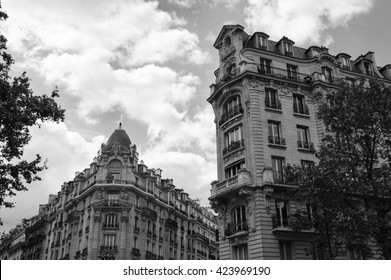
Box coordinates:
[285,79,391,259]
[0,4,65,225]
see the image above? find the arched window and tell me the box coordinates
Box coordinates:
[322,67,333,84]
[226,205,248,235]
[108,159,122,180]
[220,96,242,125]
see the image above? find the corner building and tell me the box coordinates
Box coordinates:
[3,125,219,260]
[208,25,391,260]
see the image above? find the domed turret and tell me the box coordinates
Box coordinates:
[107,123,131,148]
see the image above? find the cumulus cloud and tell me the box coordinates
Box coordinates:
[0,0,218,229]
[244,0,375,45]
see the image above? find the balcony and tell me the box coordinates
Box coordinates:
[268,136,286,147]
[165,218,178,230]
[225,220,249,237]
[297,141,315,152]
[131,248,140,257]
[257,65,310,84]
[223,139,244,156]
[271,214,318,240]
[140,207,158,221]
[265,97,282,111]
[210,169,251,198]
[96,179,132,185]
[219,104,243,126]
[102,223,119,230]
[145,251,153,260]
[293,103,309,116]
[271,215,289,229]
[100,246,118,253]
[67,210,80,222]
[273,171,286,184]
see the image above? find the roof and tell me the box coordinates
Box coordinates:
[107,123,131,148]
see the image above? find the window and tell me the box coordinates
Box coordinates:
[258,36,268,50]
[103,234,116,249]
[108,159,122,179]
[134,216,139,230]
[287,64,298,80]
[259,58,272,74]
[107,192,119,205]
[297,126,312,149]
[275,200,288,227]
[225,160,245,179]
[279,241,292,259]
[220,96,242,125]
[268,121,285,145]
[342,57,350,70]
[345,77,355,87]
[322,67,333,84]
[284,42,293,56]
[306,203,317,224]
[223,126,243,155]
[223,96,241,114]
[265,88,281,110]
[228,205,248,235]
[232,205,246,224]
[271,156,284,183]
[232,244,248,260]
[104,214,118,228]
[293,94,309,115]
[364,62,373,75]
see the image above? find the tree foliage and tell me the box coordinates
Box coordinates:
[286,79,391,259]
[0,4,65,224]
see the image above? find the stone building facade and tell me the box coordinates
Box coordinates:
[0,125,219,260]
[207,25,391,260]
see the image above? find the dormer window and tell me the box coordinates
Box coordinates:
[342,57,351,70]
[284,42,293,56]
[258,36,268,50]
[364,62,373,75]
[312,49,320,57]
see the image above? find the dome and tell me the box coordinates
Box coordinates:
[107,123,131,148]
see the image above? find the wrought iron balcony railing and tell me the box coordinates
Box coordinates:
[140,207,158,220]
[257,65,310,84]
[222,139,245,156]
[293,103,309,115]
[271,215,289,229]
[268,136,286,146]
[100,245,118,252]
[219,104,243,125]
[102,223,119,229]
[265,97,282,110]
[273,171,285,184]
[225,220,249,236]
[297,141,315,151]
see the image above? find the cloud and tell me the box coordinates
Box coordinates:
[168,0,197,8]
[0,0,218,227]
[0,123,105,232]
[244,0,375,45]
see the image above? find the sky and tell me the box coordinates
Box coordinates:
[0,0,390,233]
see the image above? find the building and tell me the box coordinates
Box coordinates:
[207,25,391,260]
[0,125,219,260]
